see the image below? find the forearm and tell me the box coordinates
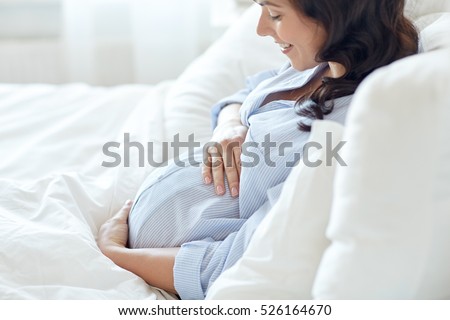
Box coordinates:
[104,246,180,294]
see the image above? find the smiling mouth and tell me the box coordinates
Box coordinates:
[279,43,292,49]
[278,42,293,53]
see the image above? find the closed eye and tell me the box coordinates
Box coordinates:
[270,15,281,21]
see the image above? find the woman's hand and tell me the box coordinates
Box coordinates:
[202,119,248,197]
[97,200,133,258]
[96,200,178,294]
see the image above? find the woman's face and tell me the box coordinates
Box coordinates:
[254,0,327,71]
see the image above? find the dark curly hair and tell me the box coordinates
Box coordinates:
[292,0,419,131]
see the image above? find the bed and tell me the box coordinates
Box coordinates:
[0,3,287,299]
[1,1,450,299]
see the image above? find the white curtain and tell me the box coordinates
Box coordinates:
[62,0,213,85]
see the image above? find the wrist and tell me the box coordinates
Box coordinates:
[99,242,127,260]
[216,117,242,128]
[216,103,242,127]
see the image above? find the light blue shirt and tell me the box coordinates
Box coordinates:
[128,63,352,299]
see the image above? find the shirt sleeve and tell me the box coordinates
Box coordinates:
[173,182,285,300]
[210,68,279,130]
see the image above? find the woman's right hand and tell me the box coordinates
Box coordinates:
[202,119,248,198]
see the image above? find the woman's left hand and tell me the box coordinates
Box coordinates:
[97,200,133,255]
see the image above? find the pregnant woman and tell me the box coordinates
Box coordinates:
[97,0,418,299]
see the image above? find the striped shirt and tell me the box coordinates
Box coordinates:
[128,63,352,299]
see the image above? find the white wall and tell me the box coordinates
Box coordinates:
[0,0,63,84]
[0,0,250,85]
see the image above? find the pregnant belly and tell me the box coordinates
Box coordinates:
[128,159,244,249]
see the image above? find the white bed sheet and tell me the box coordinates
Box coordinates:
[0,82,177,299]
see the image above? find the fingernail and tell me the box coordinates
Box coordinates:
[216,185,225,195]
[204,176,211,184]
[231,187,239,197]
[125,200,132,206]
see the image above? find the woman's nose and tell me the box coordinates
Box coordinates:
[256,9,273,37]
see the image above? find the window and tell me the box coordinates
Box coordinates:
[0,0,62,39]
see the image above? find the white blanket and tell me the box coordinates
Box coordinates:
[0,82,177,299]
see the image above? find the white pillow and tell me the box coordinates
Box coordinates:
[207,120,346,300]
[312,45,450,299]
[419,13,450,51]
[405,0,450,20]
